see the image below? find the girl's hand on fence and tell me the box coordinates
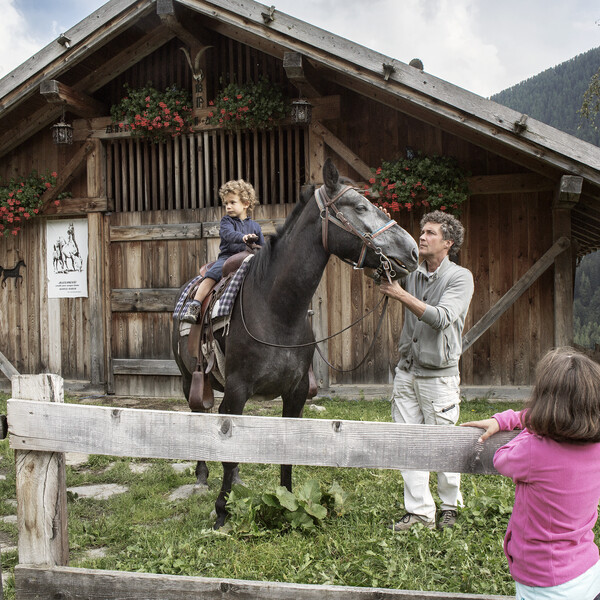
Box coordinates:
[460,418,500,443]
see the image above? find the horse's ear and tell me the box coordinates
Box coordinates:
[323,158,339,194]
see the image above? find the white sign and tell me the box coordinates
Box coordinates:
[46,219,88,298]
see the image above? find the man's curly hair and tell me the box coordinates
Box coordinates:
[218,179,258,211]
[420,210,465,258]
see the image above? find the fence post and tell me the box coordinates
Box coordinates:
[13,374,69,566]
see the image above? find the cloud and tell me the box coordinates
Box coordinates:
[0,0,44,79]
[275,0,505,96]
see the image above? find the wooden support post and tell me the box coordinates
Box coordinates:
[552,175,582,347]
[462,237,570,353]
[283,52,322,98]
[13,374,69,567]
[308,120,326,185]
[310,120,372,181]
[0,350,19,381]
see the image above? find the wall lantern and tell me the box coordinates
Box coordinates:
[291,98,312,125]
[52,107,73,145]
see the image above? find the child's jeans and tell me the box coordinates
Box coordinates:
[514,560,600,599]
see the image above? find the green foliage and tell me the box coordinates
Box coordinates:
[110,83,194,142]
[574,251,600,348]
[225,479,347,534]
[579,67,600,131]
[491,46,600,146]
[366,154,469,217]
[0,170,69,237]
[207,78,288,131]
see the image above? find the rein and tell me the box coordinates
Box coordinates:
[237,185,398,371]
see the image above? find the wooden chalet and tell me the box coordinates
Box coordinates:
[1,0,600,397]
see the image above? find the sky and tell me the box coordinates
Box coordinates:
[1,0,599,98]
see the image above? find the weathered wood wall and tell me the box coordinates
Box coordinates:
[0,188,554,395]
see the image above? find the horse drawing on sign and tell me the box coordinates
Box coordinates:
[61,223,83,272]
[172,159,419,528]
[53,223,83,274]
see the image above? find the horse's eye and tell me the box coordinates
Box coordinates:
[355,204,367,212]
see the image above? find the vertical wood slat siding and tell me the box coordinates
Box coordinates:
[105,128,306,212]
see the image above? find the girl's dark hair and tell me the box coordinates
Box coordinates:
[523,347,600,443]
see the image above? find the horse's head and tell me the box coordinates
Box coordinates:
[317,159,419,280]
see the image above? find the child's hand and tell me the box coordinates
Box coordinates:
[460,418,500,443]
[243,234,258,243]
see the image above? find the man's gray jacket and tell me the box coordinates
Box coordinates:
[397,256,474,377]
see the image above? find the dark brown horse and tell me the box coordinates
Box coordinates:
[173,159,419,528]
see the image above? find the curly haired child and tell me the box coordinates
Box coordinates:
[181,179,265,324]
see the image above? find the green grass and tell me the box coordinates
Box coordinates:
[0,393,532,597]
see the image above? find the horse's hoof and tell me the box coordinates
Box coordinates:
[213,517,226,530]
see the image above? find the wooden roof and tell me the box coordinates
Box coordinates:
[2,0,600,254]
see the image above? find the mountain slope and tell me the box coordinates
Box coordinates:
[491,46,600,147]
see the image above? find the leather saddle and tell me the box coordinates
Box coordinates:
[186,249,318,411]
[187,251,253,411]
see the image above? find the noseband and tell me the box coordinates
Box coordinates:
[315,185,398,280]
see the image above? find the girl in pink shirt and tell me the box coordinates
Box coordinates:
[463,347,600,600]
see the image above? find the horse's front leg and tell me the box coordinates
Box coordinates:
[280,373,310,491]
[213,380,248,529]
[214,461,239,529]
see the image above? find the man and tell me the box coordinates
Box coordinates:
[380,210,474,531]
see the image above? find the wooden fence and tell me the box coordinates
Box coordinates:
[8,374,515,600]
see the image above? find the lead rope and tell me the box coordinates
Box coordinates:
[314,265,394,372]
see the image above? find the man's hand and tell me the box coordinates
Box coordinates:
[379,279,404,300]
[380,279,426,318]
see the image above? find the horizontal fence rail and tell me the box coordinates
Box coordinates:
[7,375,515,600]
[7,400,516,474]
[14,565,512,600]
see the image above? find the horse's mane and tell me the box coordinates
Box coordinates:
[248,184,316,282]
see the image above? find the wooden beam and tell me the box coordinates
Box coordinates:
[39,80,106,118]
[38,142,95,212]
[283,51,322,98]
[310,120,372,181]
[0,350,19,380]
[72,96,341,140]
[40,197,107,216]
[110,223,204,241]
[111,358,182,376]
[156,0,213,50]
[462,237,570,353]
[15,565,513,600]
[111,288,180,312]
[552,175,582,347]
[467,172,554,195]
[8,398,517,473]
[0,104,63,159]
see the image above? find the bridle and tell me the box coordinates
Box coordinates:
[315,185,398,281]
[237,185,402,372]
